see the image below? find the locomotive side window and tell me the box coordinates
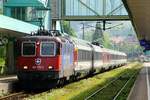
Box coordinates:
[41,42,56,56]
[22,42,36,56]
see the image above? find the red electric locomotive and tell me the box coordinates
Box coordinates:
[16,30,75,81]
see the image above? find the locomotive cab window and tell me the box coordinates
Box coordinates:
[22,42,36,56]
[41,42,56,56]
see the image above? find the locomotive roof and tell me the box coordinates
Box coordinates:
[19,35,61,39]
[17,35,74,44]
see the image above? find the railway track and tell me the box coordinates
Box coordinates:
[0,92,29,100]
[84,70,139,100]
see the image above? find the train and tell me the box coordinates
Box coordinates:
[15,30,127,83]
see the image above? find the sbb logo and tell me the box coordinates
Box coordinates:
[35,58,41,65]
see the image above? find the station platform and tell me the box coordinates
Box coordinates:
[128,63,150,100]
[0,75,18,94]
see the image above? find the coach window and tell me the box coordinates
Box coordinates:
[85,51,88,61]
[22,42,35,56]
[63,44,66,55]
[41,42,56,56]
[78,50,80,61]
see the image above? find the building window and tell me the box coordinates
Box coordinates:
[26,7,45,21]
[26,7,36,21]
[10,6,46,25]
[11,7,26,20]
[0,0,3,14]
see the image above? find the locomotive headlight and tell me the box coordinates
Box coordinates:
[36,41,40,45]
[74,62,77,65]
[48,66,53,69]
[23,66,28,69]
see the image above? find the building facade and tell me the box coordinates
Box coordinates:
[2,0,47,26]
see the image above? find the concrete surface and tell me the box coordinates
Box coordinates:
[128,62,150,100]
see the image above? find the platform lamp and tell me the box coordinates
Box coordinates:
[35,6,51,29]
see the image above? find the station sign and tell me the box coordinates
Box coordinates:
[140,39,147,46]
[140,39,150,51]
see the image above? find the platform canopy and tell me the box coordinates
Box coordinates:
[0,15,39,37]
[123,0,150,50]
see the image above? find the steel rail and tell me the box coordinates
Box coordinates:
[0,92,27,100]
[113,71,138,100]
[84,71,138,100]
[84,73,125,100]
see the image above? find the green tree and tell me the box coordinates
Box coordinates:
[103,32,112,49]
[0,46,6,58]
[84,30,94,42]
[92,22,104,45]
[0,45,6,68]
[62,21,77,37]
